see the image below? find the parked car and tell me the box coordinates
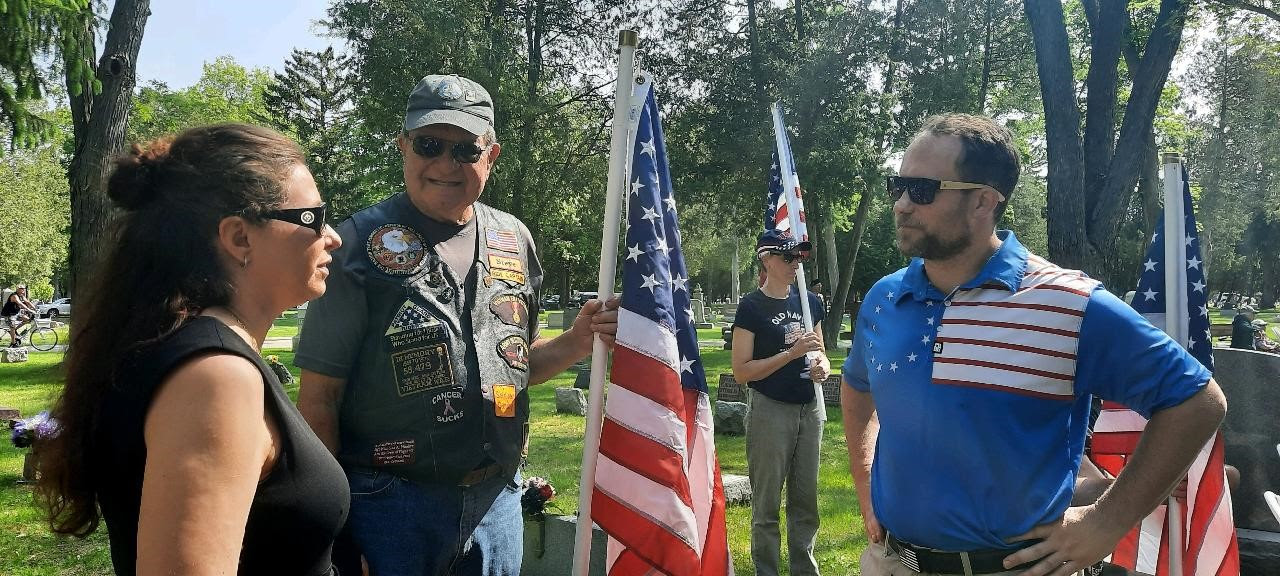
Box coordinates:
[38,297,71,319]
[541,294,561,310]
[573,291,599,306]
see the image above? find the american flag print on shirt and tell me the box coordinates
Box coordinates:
[932,256,1098,399]
[590,78,732,576]
[1092,165,1238,576]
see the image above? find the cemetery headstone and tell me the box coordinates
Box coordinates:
[521,515,607,576]
[2,347,28,363]
[554,387,587,416]
[1210,347,1280,573]
[722,473,752,505]
[714,401,747,435]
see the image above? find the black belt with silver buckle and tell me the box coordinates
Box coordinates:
[457,462,504,487]
[886,533,1036,575]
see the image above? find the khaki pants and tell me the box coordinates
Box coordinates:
[747,390,824,576]
[858,542,1026,576]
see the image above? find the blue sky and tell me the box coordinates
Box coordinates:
[129,0,337,88]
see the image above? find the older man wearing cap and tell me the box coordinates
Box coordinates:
[730,228,830,576]
[295,74,618,575]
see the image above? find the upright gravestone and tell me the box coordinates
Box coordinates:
[1208,347,1280,574]
[561,306,581,330]
[691,286,712,329]
[291,303,308,351]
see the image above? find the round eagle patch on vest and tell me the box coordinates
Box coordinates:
[368,224,425,275]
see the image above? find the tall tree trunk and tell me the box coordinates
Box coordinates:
[1091,0,1187,285]
[978,0,995,112]
[66,0,150,308]
[746,0,766,105]
[822,207,838,311]
[510,0,544,220]
[1025,0,1090,271]
[795,0,805,42]
[827,190,874,346]
[1081,0,1126,212]
[824,0,904,348]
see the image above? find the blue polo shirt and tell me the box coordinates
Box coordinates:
[842,231,1210,551]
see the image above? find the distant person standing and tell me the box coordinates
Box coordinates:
[1231,305,1258,350]
[731,229,830,576]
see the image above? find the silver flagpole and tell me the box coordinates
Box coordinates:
[770,102,826,418]
[1161,151,1185,576]
[572,29,638,576]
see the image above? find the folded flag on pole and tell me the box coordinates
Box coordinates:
[590,78,732,576]
[1091,164,1238,576]
[764,127,808,250]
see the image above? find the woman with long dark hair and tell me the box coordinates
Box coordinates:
[37,123,349,575]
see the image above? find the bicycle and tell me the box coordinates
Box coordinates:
[8,313,58,351]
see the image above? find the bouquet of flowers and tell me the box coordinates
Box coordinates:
[10,411,59,449]
[265,354,294,384]
[520,476,557,519]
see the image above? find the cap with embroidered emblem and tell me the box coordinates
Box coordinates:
[403,74,494,136]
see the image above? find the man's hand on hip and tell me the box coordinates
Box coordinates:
[1002,504,1128,576]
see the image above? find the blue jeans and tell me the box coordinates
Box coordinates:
[345,468,523,576]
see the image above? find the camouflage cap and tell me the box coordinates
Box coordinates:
[403,74,494,136]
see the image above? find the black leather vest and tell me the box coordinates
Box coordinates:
[337,198,535,485]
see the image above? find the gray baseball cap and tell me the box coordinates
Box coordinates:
[403,74,494,136]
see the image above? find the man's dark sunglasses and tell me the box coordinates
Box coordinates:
[412,135,489,164]
[887,175,996,205]
[262,203,327,236]
[768,251,803,263]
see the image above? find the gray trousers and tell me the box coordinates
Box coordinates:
[747,390,823,576]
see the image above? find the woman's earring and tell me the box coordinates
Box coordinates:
[242,255,249,269]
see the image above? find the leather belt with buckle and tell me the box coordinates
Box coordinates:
[886,533,1036,575]
[457,462,504,487]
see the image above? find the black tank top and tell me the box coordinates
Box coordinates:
[95,316,349,575]
[1,296,18,317]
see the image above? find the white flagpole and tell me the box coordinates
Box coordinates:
[1160,151,1185,576]
[770,102,826,418]
[572,29,638,576]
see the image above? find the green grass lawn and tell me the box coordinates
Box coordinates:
[0,320,863,574]
[267,309,302,339]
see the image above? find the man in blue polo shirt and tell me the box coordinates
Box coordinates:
[840,113,1227,576]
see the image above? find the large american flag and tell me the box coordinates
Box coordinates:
[590,80,732,575]
[763,115,808,246]
[1091,165,1239,576]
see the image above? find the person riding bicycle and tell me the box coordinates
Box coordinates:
[4,286,39,347]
